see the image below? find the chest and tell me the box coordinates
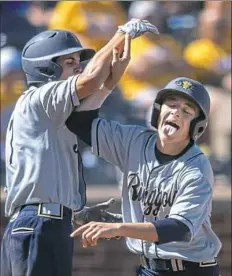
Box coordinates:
[126,164,180,218]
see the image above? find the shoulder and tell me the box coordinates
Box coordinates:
[133,126,157,140]
[29,76,77,96]
[180,146,214,186]
[127,125,157,151]
[95,118,156,141]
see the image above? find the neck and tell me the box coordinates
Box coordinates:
[156,137,191,155]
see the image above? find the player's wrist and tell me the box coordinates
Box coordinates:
[99,84,112,94]
[114,223,124,237]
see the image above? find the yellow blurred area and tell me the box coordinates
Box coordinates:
[49,1,127,51]
[0,79,25,112]
[119,34,194,100]
[184,39,229,70]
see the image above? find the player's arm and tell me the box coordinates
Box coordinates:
[71,222,159,246]
[67,20,159,144]
[30,33,127,128]
[167,167,213,241]
[76,18,159,99]
[70,219,190,246]
[75,32,126,99]
[66,34,132,146]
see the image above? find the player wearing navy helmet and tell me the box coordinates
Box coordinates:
[1,19,159,276]
[68,77,221,276]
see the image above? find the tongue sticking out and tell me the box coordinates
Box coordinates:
[163,124,178,135]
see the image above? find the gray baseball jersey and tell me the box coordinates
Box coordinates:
[5,75,85,217]
[91,118,222,262]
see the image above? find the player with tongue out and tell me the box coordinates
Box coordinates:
[67,77,221,276]
[156,87,201,156]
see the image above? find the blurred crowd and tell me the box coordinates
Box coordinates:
[0,1,231,187]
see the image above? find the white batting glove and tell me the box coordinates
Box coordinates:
[72,198,122,225]
[117,18,159,39]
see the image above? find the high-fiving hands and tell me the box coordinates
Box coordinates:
[118,18,159,39]
[104,33,131,90]
[104,18,159,90]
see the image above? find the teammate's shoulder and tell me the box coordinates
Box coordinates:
[100,120,157,140]
[133,125,157,139]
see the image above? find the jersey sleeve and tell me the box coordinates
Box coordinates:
[29,75,80,127]
[91,118,139,170]
[168,168,214,240]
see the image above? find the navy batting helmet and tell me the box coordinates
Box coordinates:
[150,77,210,140]
[22,29,96,85]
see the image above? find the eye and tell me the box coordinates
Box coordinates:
[183,109,193,116]
[66,59,74,65]
[167,102,177,108]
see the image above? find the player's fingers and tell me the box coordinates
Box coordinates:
[85,229,100,246]
[70,223,90,237]
[112,48,119,64]
[92,233,101,244]
[146,24,159,35]
[80,225,98,247]
[122,33,131,60]
[81,237,89,248]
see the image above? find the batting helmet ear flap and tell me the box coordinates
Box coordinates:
[23,58,63,84]
[190,117,208,140]
[150,102,161,129]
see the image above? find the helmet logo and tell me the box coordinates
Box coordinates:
[176,80,193,90]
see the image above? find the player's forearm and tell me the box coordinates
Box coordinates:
[116,222,159,242]
[76,32,125,99]
[76,85,111,111]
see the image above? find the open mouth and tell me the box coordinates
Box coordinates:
[74,67,82,74]
[163,120,180,135]
[165,120,179,130]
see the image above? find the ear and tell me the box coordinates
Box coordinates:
[150,102,161,129]
[190,117,207,140]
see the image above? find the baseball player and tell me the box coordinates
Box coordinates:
[1,19,159,276]
[67,77,222,276]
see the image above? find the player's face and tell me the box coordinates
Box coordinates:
[56,52,82,80]
[158,94,200,143]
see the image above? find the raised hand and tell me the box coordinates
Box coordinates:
[104,33,131,90]
[117,18,159,39]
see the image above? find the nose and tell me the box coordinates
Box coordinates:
[170,107,180,117]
